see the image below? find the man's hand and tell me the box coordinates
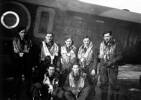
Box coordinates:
[106,61,113,67]
[91,69,96,76]
[48,85,53,94]
[80,58,85,62]
[50,55,55,64]
[72,89,80,97]
[32,66,38,72]
[19,52,24,57]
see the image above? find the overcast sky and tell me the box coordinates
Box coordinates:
[79,0,141,14]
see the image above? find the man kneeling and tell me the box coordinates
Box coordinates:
[63,64,91,100]
[42,65,63,100]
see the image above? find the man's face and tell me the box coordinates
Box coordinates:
[83,38,90,47]
[48,67,55,76]
[72,65,79,75]
[19,29,25,37]
[104,33,112,43]
[65,38,72,47]
[45,34,53,43]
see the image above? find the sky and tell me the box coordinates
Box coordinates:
[79,0,141,14]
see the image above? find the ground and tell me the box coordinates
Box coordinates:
[3,64,141,100]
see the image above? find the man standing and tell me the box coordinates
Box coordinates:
[61,37,77,76]
[98,31,122,89]
[78,36,97,75]
[40,32,60,74]
[12,27,32,99]
[13,27,32,78]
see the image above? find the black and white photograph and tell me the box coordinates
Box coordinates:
[0,0,141,100]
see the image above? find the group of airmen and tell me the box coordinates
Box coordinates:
[12,27,122,100]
